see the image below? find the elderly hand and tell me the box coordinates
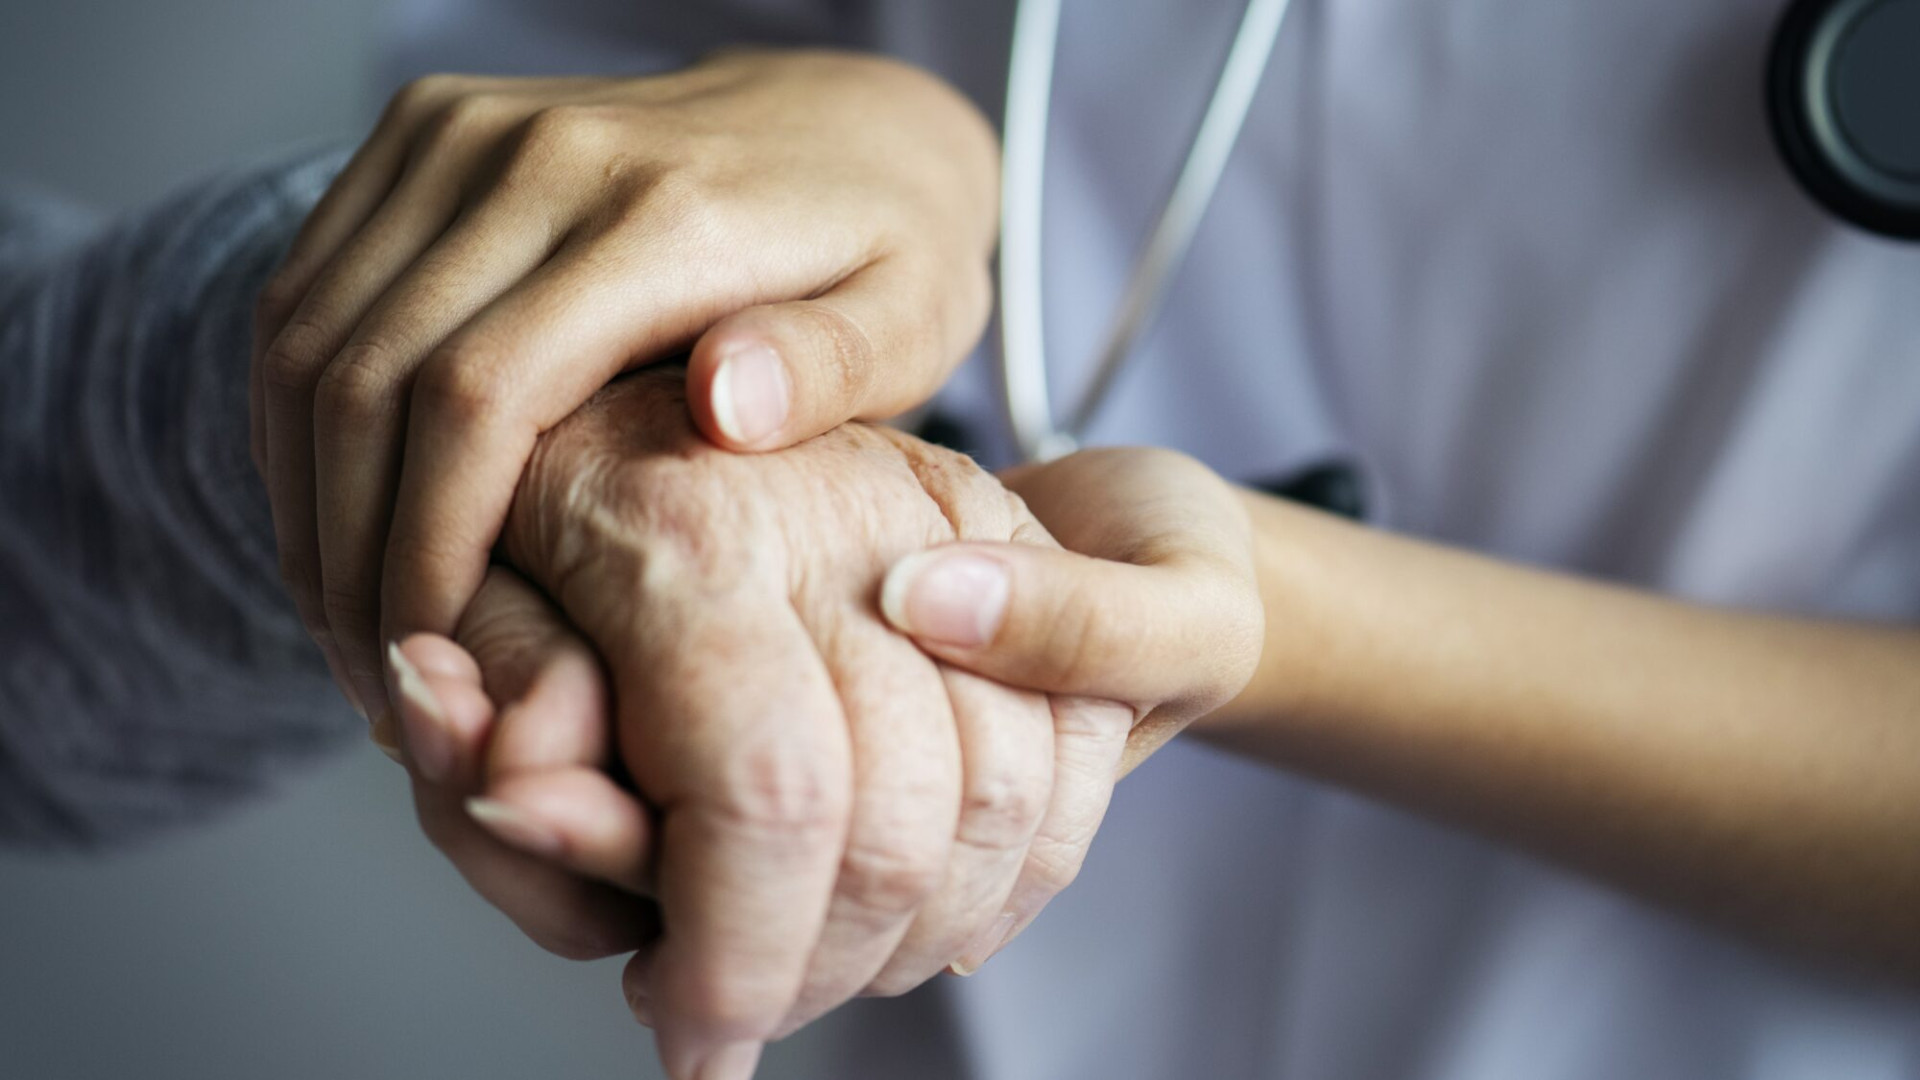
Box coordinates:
[387,567,658,964]
[388,370,1131,1080]
[384,422,1263,1080]
[251,49,1000,726]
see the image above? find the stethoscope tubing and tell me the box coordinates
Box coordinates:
[996,0,1920,466]
[998,0,1295,463]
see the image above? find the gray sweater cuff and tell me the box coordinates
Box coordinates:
[0,151,363,849]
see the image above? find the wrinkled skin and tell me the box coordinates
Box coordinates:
[406,368,1135,1077]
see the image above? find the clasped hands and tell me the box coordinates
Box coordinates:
[386,370,1259,1079]
[245,50,1261,1080]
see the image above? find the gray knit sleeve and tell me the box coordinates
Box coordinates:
[0,152,361,850]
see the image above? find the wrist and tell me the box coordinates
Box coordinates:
[1192,492,1332,736]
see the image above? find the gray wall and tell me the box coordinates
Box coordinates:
[0,6,833,1078]
[0,0,389,210]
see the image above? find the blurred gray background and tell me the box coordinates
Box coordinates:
[0,4,840,1077]
[0,0,388,211]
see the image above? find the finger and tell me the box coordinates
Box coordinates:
[615,593,853,1079]
[376,229,736,651]
[625,943,761,1071]
[775,613,962,1034]
[253,71,496,475]
[467,575,638,893]
[864,666,1053,998]
[881,543,1219,701]
[314,201,564,723]
[261,75,480,325]
[251,109,416,474]
[416,769,656,962]
[482,639,610,781]
[878,454,1261,714]
[388,634,495,791]
[260,169,460,712]
[395,566,607,784]
[950,695,1131,974]
[376,192,835,644]
[686,256,978,453]
[390,576,655,961]
[472,767,653,895]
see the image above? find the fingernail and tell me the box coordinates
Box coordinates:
[710,343,790,446]
[387,642,451,782]
[951,910,1019,976]
[881,551,1010,647]
[698,1040,764,1080]
[465,797,565,858]
[369,710,404,764]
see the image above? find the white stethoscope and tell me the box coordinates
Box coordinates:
[995,0,1293,464]
[995,0,1920,465]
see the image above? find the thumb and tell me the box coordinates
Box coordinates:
[686,258,982,451]
[879,541,1261,716]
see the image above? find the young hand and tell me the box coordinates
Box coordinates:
[250,50,1001,723]
[882,447,1264,779]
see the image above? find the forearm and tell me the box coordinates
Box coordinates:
[1196,490,1920,975]
[0,156,354,847]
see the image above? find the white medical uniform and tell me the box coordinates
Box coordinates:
[388,1,1920,1076]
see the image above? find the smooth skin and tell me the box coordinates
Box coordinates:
[881,484,1920,980]
[380,370,1262,1080]
[250,49,1000,722]
[1191,494,1920,978]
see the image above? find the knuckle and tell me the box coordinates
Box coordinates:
[888,433,1007,539]
[1050,695,1133,742]
[1023,832,1091,899]
[390,73,467,120]
[837,837,944,919]
[260,320,332,401]
[413,348,509,426]
[517,103,616,163]
[674,970,787,1042]
[710,740,850,841]
[632,168,727,241]
[594,470,746,583]
[312,340,402,422]
[443,92,506,132]
[451,583,544,662]
[319,580,379,641]
[957,767,1048,851]
[418,92,512,157]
